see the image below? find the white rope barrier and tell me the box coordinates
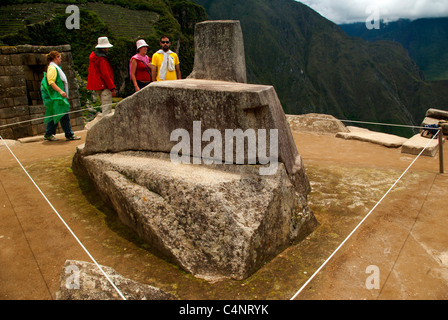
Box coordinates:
[290,131,441,300]
[0,110,431,131]
[0,135,127,300]
[1,112,444,300]
[0,103,114,130]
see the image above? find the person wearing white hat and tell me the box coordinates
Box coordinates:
[129,39,152,92]
[87,37,116,115]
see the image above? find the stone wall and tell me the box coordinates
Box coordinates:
[0,45,84,139]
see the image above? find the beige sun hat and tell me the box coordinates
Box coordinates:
[95,37,113,49]
[136,39,149,50]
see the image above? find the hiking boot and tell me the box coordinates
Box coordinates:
[66,135,81,141]
[44,135,58,141]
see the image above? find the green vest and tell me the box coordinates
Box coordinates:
[40,67,70,124]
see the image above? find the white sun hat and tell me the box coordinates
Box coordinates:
[136,39,149,50]
[95,37,113,49]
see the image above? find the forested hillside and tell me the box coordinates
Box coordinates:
[193,0,448,137]
[0,0,207,96]
[340,18,448,81]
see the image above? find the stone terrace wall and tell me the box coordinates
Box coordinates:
[0,45,83,139]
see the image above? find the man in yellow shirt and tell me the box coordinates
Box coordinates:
[150,36,181,81]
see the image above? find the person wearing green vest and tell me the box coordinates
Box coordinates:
[40,51,80,141]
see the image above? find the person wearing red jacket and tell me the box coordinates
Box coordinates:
[87,37,116,116]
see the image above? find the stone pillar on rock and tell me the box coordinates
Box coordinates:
[73,20,318,281]
[188,20,247,83]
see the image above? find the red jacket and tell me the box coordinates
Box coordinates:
[86,51,116,91]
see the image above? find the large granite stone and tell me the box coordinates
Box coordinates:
[73,151,317,281]
[80,79,310,195]
[73,20,317,281]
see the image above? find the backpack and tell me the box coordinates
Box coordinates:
[421,124,439,138]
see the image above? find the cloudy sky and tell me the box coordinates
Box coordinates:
[298,0,448,24]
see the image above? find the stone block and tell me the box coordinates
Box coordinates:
[3,65,24,75]
[188,20,247,83]
[0,76,13,89]
[12,75,26,87]
[6,86,26,98]
[22,54,38,65]
[336,126,408,148]
[13,96,28,106]
[401,133,442,157]
[35,54,47,65]
[426,108,448,120]
[11,125,31,138]
[10,54,23,66]
[287,113,350,134]
[421,116,440,129]
[0,47,17,55]
[56,260,176,300]
[29,104,46,115]
[30,123,46,134]
[0,127,13,139]
[0,55,11,66]
[0,98,15,108]
[0,105,29,118]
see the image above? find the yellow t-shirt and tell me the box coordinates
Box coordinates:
[151,52,179,81]
[47,65,57,85]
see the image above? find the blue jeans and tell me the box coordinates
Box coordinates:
[45,114,74,138]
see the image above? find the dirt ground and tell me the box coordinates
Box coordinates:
[0,129,447,301]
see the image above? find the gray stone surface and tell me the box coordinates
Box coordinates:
[73,151,317,281]
[401,133,442,157]
[56,260,176,300]
[188,20,247,83]
[80,79,309,194]
[286,113,349,134]
[336,126,408,148]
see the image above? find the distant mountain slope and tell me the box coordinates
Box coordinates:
[0,0,207,97]
[340,18,448,81]
[193,0,448,137]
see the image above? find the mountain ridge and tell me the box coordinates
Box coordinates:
[339,17,448,81]
[193,0,448,137]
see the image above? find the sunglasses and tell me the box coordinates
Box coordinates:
[161,41,170,44]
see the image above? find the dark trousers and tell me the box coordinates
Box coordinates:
[45,114,74,138]
[137,80,150,90]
